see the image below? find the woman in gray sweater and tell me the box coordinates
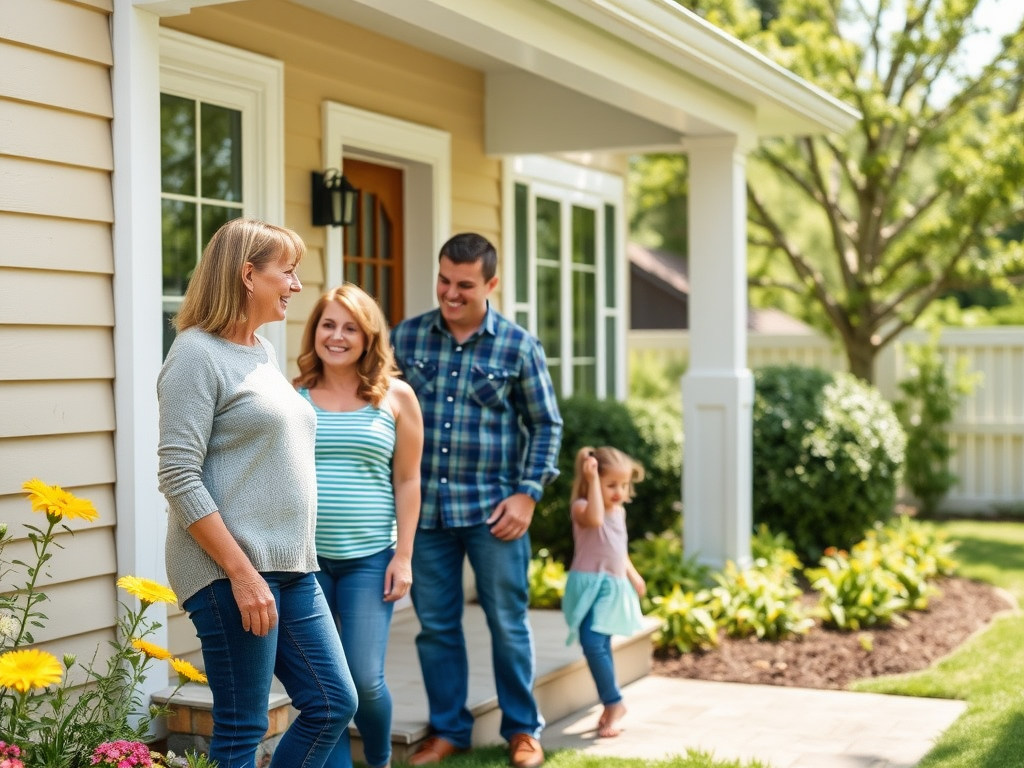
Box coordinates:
[157,218,356,768]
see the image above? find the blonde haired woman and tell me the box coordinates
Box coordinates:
[158,218,356,768]
[295,283,423,768]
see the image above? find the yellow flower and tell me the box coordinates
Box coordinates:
[0,648,63,692]
[21,479,99,522]
[117,576,177,606]
[132,638,172,660]
[170,657,207,684]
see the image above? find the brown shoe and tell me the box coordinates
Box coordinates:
[508,733,544,768]
[408,735,469,765]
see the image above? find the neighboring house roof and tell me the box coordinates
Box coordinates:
[628,241,814,333]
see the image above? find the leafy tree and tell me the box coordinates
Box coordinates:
[657,0,1024,382]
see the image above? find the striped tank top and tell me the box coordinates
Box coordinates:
[300,388,397,560]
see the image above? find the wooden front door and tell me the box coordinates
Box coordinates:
[341,158,404,325]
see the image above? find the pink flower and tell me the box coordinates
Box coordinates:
[90,741,152,767]
[0,741,24,768]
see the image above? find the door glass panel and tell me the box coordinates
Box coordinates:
[537,265,560,360]
[346,261,359,284]
[380,266,392,323]
[365,262,377,296]
[573,363,596,396]
[605,316,617,397]
[160,94,196,196]
[572,206,596,265]
[573,271,595,357]
[604,203,616,307]
[200,103,243,202]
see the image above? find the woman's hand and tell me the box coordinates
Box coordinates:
[230,572,278,636]
[384,552,413,603]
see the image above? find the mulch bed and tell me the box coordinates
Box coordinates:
[651,576,1015,689]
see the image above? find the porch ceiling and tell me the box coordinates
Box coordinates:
[289,0,859,154]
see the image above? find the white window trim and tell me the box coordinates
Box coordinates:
[321,102,451,318]
[159,28,287,364]
[501,156,627,399]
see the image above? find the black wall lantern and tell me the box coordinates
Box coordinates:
[312,169,358,227]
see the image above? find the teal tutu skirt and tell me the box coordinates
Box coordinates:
[562,570,644,645]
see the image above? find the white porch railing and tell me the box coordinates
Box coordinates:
[628,327,1024,514]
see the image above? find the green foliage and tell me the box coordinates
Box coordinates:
[707,561,813,641]
[805,543,910,631]
[658,1,1024,383]
[871,516,959,581]
[532,395,682,564]
[650,586,719,654]
[527,552,567,609]
[894,336,980,516]
[749,523,803,581]
[752,365,906,560]
[629,527,711,613]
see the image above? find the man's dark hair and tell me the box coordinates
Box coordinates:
[439,232,498,281]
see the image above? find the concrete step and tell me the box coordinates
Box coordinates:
[352,605,661,764]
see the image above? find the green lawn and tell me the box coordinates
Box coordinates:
[853,520,1024,768]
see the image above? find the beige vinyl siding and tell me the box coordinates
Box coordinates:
[163,0,502,320]
[0,0,119,666]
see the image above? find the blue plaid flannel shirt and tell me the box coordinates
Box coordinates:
[391,304,563,529]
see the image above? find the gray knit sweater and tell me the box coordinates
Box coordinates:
[157,328,319,606]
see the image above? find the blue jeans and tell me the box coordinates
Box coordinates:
[183,572,357,768]
[410,524,542,746]
[316,548,395,768]
[578,608,621,705]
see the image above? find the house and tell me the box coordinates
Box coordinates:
[0,0,858,709]
[628,241,815,333]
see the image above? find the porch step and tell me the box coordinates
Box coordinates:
[352,605,661,764]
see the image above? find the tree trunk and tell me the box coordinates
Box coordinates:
[845,336,877,384]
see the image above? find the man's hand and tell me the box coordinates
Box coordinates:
[486,493,536,541]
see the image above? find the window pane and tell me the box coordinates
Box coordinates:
[515,310,529,329]
[346,261,359,284]
[380,266,392,323]
[161,199,197,296]
[361,192,376,259]
[160,94,196,196]
[365,262,377,296]
[573,363,596,397]
[605,315,617,398]
[514,183,529,304]
[537,264,560,357]
[573,270,595,357]
[572,206,596,265]
[547,362,562,399]
[200,103,243,202]
[202,206,238,250]
[536,197,560,264]
[604,203,616,307]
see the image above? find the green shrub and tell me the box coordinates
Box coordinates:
[649,585,719,653]
[532,395,682,564]
[707,562,814,641]
[805,543,909,630]
[527,551,567,609]
[872,515,958,579]
[749,523,803,581]
[629,526,711,613]
[893,335,979,516]
[751,365,907,561]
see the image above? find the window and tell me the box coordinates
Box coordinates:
[505,157,625,399]
[159,30,284,360]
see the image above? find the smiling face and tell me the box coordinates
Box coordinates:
[247,248,302,326]
[436,255,498,339]
[314,300,366,369]
[599,466,633,510]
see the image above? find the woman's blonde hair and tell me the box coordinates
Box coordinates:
[570,446,645,504]
[174,218,305,335]
[293,283,398,407]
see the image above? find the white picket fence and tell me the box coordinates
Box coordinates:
[629,327,1024,513]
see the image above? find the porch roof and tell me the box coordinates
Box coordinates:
[284,0,860,153]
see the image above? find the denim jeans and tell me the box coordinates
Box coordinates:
[316,548,395,768]
[183,572,357,768]
[578,608,621,705]
[410,523,542,746]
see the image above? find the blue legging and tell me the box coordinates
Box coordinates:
[578,607,622,705]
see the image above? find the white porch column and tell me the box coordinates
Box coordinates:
[681,136,753,570]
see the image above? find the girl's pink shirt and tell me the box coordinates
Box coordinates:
[569,505,629,578]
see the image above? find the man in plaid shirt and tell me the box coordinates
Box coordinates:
[392,233,562,768]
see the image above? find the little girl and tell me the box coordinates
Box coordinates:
[562,446,647,738]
